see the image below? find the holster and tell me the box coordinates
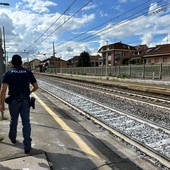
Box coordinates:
[5,96,12,104]
[29,97,36,109]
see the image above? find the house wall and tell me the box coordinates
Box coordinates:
[145,55,170,64]
[30,59,40,69]
[105,50,130,66]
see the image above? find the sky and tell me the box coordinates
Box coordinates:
[0,0,170,62]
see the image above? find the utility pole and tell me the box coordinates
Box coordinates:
[0,27,5,81]
[53,41,55,57]
[0,27,5,120]
[0,3,10,122]
[105,40,108,79]
[3,26,6,69]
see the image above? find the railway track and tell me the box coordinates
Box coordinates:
[36,74,170,108]
[37,79,170,169]
[36,75,170,129]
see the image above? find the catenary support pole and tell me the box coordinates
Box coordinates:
[0,27,5,81]
[0,27,5,120]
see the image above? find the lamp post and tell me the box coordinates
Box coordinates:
[105,40,108,79]
[59,54,62,74]
[2,26,7,69]
[0,27,5,80]
[0,3,10,80]
[0,28,5,120]
[0,2,10,120]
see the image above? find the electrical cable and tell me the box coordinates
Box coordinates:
[56,0,159,47]
[55,1,169,53]
[27,0,93,53]
[24,0,78,52]
[50,0,165,53]
[79,2,170,43]
[29,0,155,54]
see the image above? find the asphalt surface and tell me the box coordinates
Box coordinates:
[0,77,166,170]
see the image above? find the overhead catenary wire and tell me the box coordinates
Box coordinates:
[28,0,155,54]
[79,2,170,43]
[27,0,93,54]
[24,0,79,52]
[46,0,165,53]
[54,1,169,53]
[55,0,159,47]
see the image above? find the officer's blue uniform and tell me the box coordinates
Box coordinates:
[2,66,37,151]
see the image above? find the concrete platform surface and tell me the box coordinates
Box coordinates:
[0,88,163,170]
[0,154,50,170]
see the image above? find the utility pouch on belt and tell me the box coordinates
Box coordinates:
[30,97,36,109]
[5,96,12,104]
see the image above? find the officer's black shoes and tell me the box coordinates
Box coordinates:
[24,148,31,154]
[10,139,16,144]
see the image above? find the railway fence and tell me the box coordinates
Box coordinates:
[43,64,170,80]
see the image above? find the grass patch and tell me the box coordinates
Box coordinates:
[117,73,130,79]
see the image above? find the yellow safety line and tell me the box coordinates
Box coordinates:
[32,93,100,159]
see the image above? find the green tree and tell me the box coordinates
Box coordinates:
[77,51,90,67]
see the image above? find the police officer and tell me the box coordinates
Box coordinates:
[0,54,38,154]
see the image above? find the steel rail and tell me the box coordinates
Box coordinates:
[39,74,170,106]
[50,77,170,111]
[37,80,170,169]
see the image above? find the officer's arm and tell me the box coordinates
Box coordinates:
[30,82,38,94]
[0,83,8,111]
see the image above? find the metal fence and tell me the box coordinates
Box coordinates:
[44,64,170,80]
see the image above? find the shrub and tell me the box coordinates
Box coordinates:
[117,73,130,79]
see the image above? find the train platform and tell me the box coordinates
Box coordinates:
[0,85,165,169]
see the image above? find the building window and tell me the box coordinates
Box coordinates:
[163,57,167,63]
[148,59,151,64]
[115,51,121,60]
[155,57,159,63]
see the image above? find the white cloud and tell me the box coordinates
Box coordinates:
[21,0,57,13]
[140,33,153,46]
[118,0,136,3]
[96,7,170,47]
[98,10,108,17]
[149,2,158,13]
[0,3,95,60]
[1,0,170,61]
[82,3,97,11]
[161,35,169,44]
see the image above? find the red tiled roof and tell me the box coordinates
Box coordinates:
[144,44,170,57]
[98,42,136,52]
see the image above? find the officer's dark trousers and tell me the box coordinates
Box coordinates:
[8,99,32,150]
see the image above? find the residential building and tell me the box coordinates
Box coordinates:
[29,58,41,71]
[67,56,79,67]
[127,45,148,65]
[98,42,136,66]
[90,55,103,66]
[143,44,170,64]
[40,56,68,72]
[68,55,103,67]
[23,61,30,69]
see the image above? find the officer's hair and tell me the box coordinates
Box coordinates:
[12,55,22,66]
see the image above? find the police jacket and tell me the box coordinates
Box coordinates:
[1,66,37,98]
